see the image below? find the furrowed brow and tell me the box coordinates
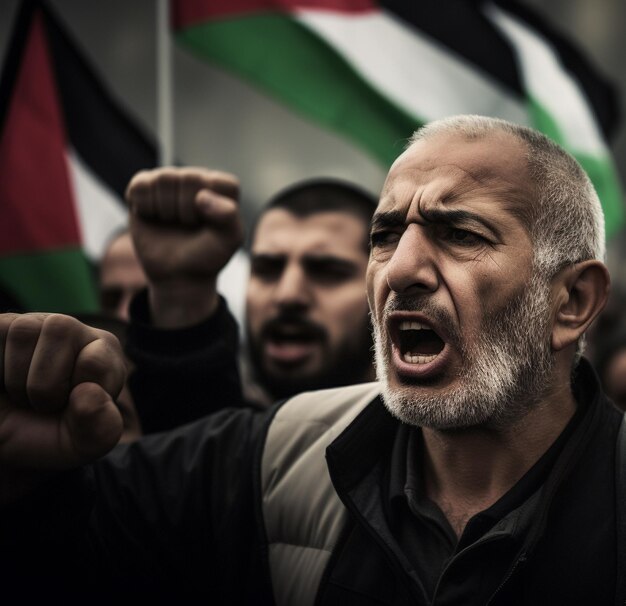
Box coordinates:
[370,210,405,232]
[422,208,476,224]
[421,208,501,238]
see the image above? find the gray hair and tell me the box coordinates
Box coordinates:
[409,115,606,276]
[409,115,606,362]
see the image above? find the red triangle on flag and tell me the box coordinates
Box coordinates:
[0,9,80,255]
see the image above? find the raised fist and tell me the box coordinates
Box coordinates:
[127,167,242,283]
[126,167,244,326]
[0,313,125,471]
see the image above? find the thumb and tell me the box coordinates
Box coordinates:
[0,383,122,470]
[63,382,124,464]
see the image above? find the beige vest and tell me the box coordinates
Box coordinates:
[260,382,380,606]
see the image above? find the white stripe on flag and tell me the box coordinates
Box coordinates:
[67,148,128,261]
[295,9,528,124]
[484,3,606,155]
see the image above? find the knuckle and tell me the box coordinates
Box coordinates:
[0,313,19,341]
[94,328,122,354]
[41,313,79,338]
[6,314,42,344]
[127,169,151,189]
[80,336,125,383]
[180,167,213,180]
[0,312,19,326]
[210,169,238,183]
[156,171,178,189]
[126,170,154,200]
[211,175,239,194]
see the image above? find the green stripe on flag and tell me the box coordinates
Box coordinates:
[528,97,625,237]
[0,248,99,313]
[177,14,421,166]
[178,14,624,238]
[576,154,625,239]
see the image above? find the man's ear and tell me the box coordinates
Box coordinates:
[551,260,610,352]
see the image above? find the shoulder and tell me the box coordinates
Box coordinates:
[273,382,381,428]
[263,383,381,477]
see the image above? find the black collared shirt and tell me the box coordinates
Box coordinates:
[386,400,585,600]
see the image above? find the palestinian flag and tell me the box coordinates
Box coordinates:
[0,0,157,313]
[173,0,624,236]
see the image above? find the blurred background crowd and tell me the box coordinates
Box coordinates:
[1,0,625,413]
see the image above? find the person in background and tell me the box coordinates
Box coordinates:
[125,177,378,430]
[99,229,147,322]
[588,288,626,411]
[94,230,147,438]
[243,179,377,404]
[595,332,626,411]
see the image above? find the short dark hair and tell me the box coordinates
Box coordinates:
[249,178,378,252]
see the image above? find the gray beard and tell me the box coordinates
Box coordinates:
[373,273,555,430]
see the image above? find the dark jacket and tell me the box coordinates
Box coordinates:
[3,366,624,605]
[126,290,246,432]
[2,301,624,604]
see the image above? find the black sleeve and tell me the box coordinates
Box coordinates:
[126,289,245,433]
[1,407,275,604]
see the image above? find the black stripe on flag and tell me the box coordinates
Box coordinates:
[377,0,620,144]
[378,0,525,97]
[34,0,158,198]
[493,0,620,141]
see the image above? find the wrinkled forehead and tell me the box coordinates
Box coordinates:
[378,132,533,219]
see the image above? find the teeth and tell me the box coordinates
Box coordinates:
[403,353,438,364]
[399,320,427,331]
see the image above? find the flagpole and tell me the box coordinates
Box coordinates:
[156,0,173,166]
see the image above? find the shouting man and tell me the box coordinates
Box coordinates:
[0,116,623,605]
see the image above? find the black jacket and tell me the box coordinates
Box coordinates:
[126,290,246,432]
[2,308,624,604]
[3,371,624,605]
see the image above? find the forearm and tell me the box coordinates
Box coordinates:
[148,279,219,329]
[126,290,244,433]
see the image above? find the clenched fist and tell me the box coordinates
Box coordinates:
[126,168,244,327]
[0,313,125,472]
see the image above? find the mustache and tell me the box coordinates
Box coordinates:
[383,295,452,325]
[259,312,328,342]
[381,295,462,347]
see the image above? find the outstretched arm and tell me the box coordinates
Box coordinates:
[0,311,269,601]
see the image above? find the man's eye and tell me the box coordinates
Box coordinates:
[448,228,482,245]
[251,259,284,280]
[370,231,401,261]
[370,231,400,247]
[307,264,354,285]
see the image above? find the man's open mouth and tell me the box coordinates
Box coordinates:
[262,319,326,365]
[396,320,445,364]
[265,322,323,346]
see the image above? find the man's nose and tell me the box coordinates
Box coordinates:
[273,264,311,309]
[385,225,439,295]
